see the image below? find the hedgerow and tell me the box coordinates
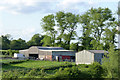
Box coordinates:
[0,50,18,57]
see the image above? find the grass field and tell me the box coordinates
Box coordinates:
[11,60,75,68]
[1,59,107,79]
[0,59,20,63]
[2,59,75,70]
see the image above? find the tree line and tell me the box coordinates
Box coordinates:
[0,7,120,51]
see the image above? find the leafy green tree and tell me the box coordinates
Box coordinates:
[79,37,94,50]
[10,38,27,50]
[41,14,57,46]
[41,12,79,49]
[27,34,44,47]
[79,11,93,49]
[41,35,52,47]
[70,42,79,51]
[79,7,117,50]
[102,20,119,50]
[102,44,118,78]
[63,12,79,49]
[55,11,67,45]
[0,34,11,50]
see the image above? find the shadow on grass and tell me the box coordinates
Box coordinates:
[2,64,31,71]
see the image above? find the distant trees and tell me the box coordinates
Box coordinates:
[10,38,27,50]
[27,34,44,47]
[41,35,52,47]
[0,34,11,50]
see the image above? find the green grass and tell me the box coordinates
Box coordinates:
[2,60,106,78]
[2,60,75,70]
[0,59,19,63]
[11,60,75,68]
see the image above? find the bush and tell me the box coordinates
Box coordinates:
[78,64,89,68]
[89,62,104,78]
[0,50,18,56]
[48,66,92,79]
[2,59,29,65]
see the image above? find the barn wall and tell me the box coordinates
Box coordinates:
[76,50,94,64]
[52,51,75,61]
[52,51,75,56]
[19,46,39,58]
[28,46,39,54]
[94,53,104,64]
[45,55,52,61]
[19,50,29,57]
[38,51,52,60]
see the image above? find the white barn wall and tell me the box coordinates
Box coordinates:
[76,50,94,64]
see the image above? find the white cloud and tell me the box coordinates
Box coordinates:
[0,0,117,15]
[0,0,100,14]
[0,0,59,14]
[56,0,98,14]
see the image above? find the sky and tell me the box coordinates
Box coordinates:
[0,0,119,42]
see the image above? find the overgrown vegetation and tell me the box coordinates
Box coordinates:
[0,50,18,57]
[1,60,106,79]
[102,44,118,78]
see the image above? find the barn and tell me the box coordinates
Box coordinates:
[19,46,75,62]
[76,50,108,64]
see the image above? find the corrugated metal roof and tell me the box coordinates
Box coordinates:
[40,50,74,52]
[36,46,64,50]
[88,50,108,53]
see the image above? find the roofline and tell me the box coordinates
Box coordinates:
[87,50,108,53]
[39,50,74,52]
[76,50,108,54]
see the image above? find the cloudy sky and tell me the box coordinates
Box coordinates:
[0,0,119,41]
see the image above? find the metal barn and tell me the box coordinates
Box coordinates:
[76,50,108,64]
[19,46,75,62]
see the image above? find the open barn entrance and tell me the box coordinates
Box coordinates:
[29,54,38,59]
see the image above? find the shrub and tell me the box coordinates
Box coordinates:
[89,62,104,78]
[49,66,92,79]
[0,50,19,56]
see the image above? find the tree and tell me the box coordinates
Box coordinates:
[55,11,67,45]
[27,34,44,47]
[56,12,79,49]
[79,11,93,49]
[41,35,52,47]
[102,44,118,78]
[63,12,79,49]
[10,38,27,50]
[70,42,79,51]
[79,7,117,50]
[0,34,11,50]
[79,37,94,50]
[41,14,57,46]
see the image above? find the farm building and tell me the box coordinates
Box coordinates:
[19,46,76,62]
[76,50,108,64]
